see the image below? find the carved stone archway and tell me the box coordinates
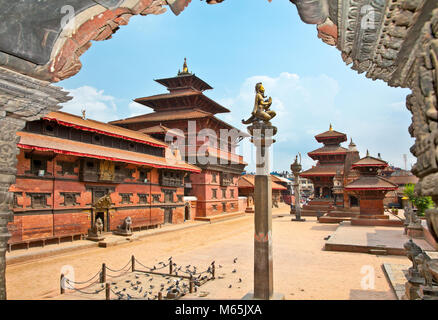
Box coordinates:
[1,0,438,300]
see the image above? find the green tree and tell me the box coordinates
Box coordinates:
[403,183,435,216]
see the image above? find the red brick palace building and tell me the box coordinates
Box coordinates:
[8,111,200,249]
[111,60,247,218]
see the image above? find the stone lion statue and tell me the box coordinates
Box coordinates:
[117,216,132,234]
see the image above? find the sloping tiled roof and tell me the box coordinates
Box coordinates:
[110,109,249,137]
[300,165,344,177]
[43,111,167,148]
[308,145,348,158]
[352,156,388,168]
[139,125,185,138]
[110,109,213,124]
[133,91,230,114]
[315,129,347,141]
[344,176,397,190]
[386,175,419,186]
[17,132,201,173]
[238,175,287,190]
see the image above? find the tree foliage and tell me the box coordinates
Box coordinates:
[403,183,435,216]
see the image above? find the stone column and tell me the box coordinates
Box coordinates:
[243,121,283,300]
[291,156,305,222]
[0,66,70,299]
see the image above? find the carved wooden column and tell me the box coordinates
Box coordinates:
[0,66,70,299]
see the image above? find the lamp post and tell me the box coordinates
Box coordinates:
[291,155,305,222]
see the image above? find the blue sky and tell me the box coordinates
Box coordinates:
[59,0,413,172]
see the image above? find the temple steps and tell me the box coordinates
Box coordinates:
[194,211,246,223]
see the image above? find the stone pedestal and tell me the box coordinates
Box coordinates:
[419,285,438,300]
[404,268,424,300]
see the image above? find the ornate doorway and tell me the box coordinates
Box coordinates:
[92,194,112,232]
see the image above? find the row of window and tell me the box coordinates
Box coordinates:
[211,188,235,199]
[13,192,184,209]
[25,120,164,157]
[212,202,236,212]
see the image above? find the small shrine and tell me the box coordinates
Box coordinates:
[344,151,400,226]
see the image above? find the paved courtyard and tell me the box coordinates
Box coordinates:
[5,208,411,300]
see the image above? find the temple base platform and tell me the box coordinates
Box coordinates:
[324,221,435,256]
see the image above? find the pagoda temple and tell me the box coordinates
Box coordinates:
[344,151,400,226]
[300,124,351,216]
[111,59,248,219]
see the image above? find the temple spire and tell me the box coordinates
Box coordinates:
[178,57,191,75]
[329,123,333,131]
[366,149,370,157]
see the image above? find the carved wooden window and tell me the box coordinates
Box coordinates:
[28,193,50,209]
[160,170,184,187]
[60,192,80,206]
[222,188,227,199]
[177,195,184,203]
[163,189,175,203]
[57,161,76,175]
[212,189,217,199]
[138,169,149,182]
[120,193,133,204]
[212,173,217,183]
[220,173,233,186]
[43,123,56,136]
[230,189,235,198]
[138,194,148,204]
[152,194,161,203]
[222,202,227,212]
[212,204,218,211]
[231,203,235,209]
[28,156,48,176]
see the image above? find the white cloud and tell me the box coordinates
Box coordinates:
[216,72,414,172]
[61,86,119,122]
[128,101,148,117]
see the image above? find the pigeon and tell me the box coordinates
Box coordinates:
[232,269,237,273]
[143,293,148,298]
[122,288,127,291]
[228,284,232,288]
[150,285,154,289]
[139,287,143,293]
[135,275,139,279]
[136,281,141,285]
[168,256,173,261]
[125,280,131,283]
[149,278,153,282]
[238,278,242,283]
[233,258,238,263]
[219,265,222,268]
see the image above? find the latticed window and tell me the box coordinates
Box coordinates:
[222,202,227,212]
[222,189,227,199]
[28,193,50,208]
[212,189,217,199]
[230,189,235,198]
[138,194,148,204]
[120,193,132,204]
[212,173,217,183]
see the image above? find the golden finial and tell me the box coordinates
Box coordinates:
[329,123,333,131]
[183,57,188,73]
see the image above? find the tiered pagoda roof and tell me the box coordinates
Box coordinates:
[344,152,397,191]
[131,58,229,115]
[314,124,347,144]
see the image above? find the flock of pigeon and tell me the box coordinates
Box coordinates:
[73,256,242,300]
